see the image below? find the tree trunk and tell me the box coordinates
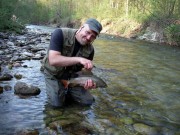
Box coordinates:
[125,0,129,17]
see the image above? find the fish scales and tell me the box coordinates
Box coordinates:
[68,75,107,88]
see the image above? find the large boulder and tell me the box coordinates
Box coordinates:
[14,81,41,95]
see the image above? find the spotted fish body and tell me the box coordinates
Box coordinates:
[61,75,107,88]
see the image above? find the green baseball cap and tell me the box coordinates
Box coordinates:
[85,18,102,34]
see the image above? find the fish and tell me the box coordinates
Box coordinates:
[61,75,107,88]
[76,68,93,76]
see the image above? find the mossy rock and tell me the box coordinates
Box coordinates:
[119,117,134,125]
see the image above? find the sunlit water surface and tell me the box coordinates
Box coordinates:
[0,25,179,134]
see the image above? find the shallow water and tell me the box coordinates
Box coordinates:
[0,26,179,134]
[92,39,180,134]
[0,60,47,134]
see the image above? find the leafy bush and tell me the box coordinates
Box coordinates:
[164,24,180,45]
[0,0,24,33]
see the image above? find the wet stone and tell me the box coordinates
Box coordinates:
[119,117,134,125]
[14,81,41,95]
[0,86,3,94]
[0,50,4,55]
[14,73,23,79]
[49,120,75,130]
[13,62,22,67]
[0,73,13,81]
[4,85,12,91]
[133,123,158,135]
[14,129,39,135]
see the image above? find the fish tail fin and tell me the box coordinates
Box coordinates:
[60,80,69,89]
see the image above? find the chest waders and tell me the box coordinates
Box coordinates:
[42,28,94,107]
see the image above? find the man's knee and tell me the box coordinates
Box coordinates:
[46,89,65,107]
[69,87,95,106]
[80,96,95,106]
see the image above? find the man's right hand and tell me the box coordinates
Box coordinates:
[49,50,93,70]
[79,57,93,70]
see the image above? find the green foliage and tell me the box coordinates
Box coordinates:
[14,0,51,24]
[143,0,179,25]
[164,24,180,45]
[0,0,24,32]
[1,0,180,42]
[2,0,180,26]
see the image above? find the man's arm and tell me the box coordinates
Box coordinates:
[48,28,95,89]
[49,50,93,70]
[49,29,93,70]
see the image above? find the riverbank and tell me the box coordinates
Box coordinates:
[48,18,180,46]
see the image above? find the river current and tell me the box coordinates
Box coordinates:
[0,25,179,135]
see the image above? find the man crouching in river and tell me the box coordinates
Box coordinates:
[42,18,102,107]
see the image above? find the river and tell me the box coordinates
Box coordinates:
[0,25,179,135]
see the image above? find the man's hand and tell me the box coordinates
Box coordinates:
[49,50,94,69]
[79,57,93,70]
[84,79,96,90]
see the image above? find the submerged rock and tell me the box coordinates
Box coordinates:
[133,123,158,135]
[14,129,39,135]
[14,73,23,79]
[4,85,12,91]
[0,86,3,94]
[119,117,134,125]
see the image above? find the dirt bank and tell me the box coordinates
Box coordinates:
[49,18,179,46]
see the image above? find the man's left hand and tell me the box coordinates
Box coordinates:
[84,79,96,89]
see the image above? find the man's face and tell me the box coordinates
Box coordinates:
[76,24,97,45]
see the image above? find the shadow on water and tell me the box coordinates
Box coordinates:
[0,25,180,134]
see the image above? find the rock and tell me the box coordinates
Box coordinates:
[32,54,43,60]
[8,64,13,69]
[133,123,158,135]
[7,41,14,46]
[14,73,23,79]
[0,40,7,49]
[14,129,39,135]
[119,117,134,125]
[14,81,41,95]
[4,85,12,91]
[105,127,123,135]
[0,50,4,55]
[39,128,57,135]
[40,66,44,72]
[31,48,44,53]
[0,73,13,81]
[22,65,28,68]
[22,52,34,57]
[0,86,3,94]
[13,62,22,67]
[0,32,8,39]
[16,35,27,40]
[46,109,63,117]
[49,120,74,130]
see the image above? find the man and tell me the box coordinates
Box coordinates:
[42,18,102,107]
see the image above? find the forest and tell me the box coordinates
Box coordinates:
[0,0,179,45]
